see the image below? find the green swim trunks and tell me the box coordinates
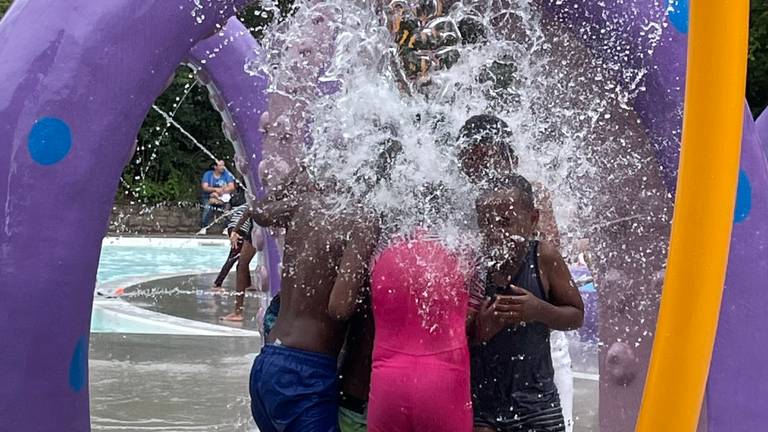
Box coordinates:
[338,406,367,432]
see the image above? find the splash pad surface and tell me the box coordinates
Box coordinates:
[0,0,763,431]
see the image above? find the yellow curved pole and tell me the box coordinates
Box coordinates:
[635,1,750,430]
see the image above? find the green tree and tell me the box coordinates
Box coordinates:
[118,66,236,204]
[118,3,280,205]
[0,0,12,16]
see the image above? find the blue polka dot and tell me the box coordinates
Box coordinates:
[28,117,72,165]
[734,170,752,224]
[666,0,689,34]
[68,336,87,392]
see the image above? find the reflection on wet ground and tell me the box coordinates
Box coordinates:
[122,273,269,332]
[90,273,599,431]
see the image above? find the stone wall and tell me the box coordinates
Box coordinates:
[109,203,228,234]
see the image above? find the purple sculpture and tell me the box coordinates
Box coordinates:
[0,0,767,431]
[187,18,281,296]
[0,2,274,430]
[755,109,768,158]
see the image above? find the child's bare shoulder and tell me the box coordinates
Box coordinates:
[537,241,566,269]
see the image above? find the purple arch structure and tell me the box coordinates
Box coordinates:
[755,109,768,158]
[187,18,281,296]
[0,2,279,430]
[1,0,767,431]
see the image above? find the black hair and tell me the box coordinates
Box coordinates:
[459,114,512,143]
[481,173,535,210]
[230,184,247,207]
[458,16,487,45]
[458,114,516,163]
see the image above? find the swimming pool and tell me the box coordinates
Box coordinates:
[92,236,263,336]
[97,237,230,284]
[90,237,262,431]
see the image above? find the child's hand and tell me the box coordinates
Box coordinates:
[496,285,545,325]
[229,231,241,249]
[475,298,510,342]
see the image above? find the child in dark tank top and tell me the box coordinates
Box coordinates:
[470,174,584,432]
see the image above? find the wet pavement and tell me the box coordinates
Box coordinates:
[90,333,259,431]
[90,273,600,431]
[119,272,269,332]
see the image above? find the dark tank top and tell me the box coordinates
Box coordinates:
[470,240,560,420]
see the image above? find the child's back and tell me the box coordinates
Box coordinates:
[250,191,376,432]
[267,196,363,355]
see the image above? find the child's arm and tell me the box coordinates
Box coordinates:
[328,213,380,321]
[265,164,312,203]
[465,265,510,344]
[232,208,253,234]
[229,208,253,248]
[251,196,300,228]
[538,241,584,329]
[498,242,584,330]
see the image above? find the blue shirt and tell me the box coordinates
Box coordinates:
[201,170,234,200]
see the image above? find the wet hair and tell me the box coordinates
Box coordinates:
[459,114,512,143]
[373,138,403,184]
[482,173,535,210]
[458,114,517,164]
[458,16,487,45]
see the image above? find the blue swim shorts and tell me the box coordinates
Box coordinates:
[250,343,339,432]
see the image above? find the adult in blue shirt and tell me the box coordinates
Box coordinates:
[200,160,235,231]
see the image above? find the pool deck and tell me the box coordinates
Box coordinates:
[90,271,599,431]
[118,272,269,333]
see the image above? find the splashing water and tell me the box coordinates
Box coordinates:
[245,0,680,363]
[256,0,668,254]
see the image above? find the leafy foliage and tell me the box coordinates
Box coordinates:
[118,3,280,205]
[118,66,235,204]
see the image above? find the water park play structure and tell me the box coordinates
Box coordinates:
[0,0,764,431]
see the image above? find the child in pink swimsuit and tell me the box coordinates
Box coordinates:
[367,229,480,432]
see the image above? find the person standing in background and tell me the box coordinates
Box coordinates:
[211,189,250,292]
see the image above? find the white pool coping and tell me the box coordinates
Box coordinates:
[102,235,230,248]
[94,272,259,338]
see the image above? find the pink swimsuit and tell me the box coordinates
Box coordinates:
[367,230,476,432]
